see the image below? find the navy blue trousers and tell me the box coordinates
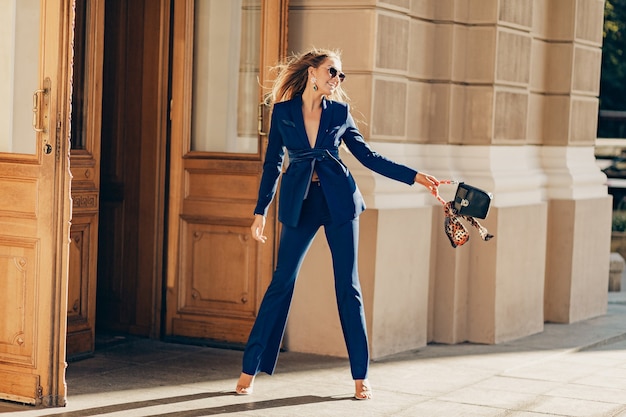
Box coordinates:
[241,182,370,380]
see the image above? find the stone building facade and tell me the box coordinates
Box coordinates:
[285,0,611,359]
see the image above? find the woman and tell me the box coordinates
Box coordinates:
[236,48,439,400]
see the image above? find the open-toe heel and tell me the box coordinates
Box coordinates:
[235,373,255,395]
[354,379,373,400]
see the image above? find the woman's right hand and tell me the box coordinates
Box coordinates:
[250,214,267,243]
[415,172,440,196]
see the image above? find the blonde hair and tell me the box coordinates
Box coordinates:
[266,48,350,104]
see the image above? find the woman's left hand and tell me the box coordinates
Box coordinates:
[415,172,440,195]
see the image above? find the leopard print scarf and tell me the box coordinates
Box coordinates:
[434,181,494,248]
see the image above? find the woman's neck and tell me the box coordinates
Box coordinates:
[301,88,323,112]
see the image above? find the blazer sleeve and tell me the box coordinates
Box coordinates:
[341,105,418,185]
[253,106,285,216]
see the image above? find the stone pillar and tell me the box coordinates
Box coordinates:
[535,0,611,323]
[426,0,610,341]
[418,0,550,344]
[286,0,436,359]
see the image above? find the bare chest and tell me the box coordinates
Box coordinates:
[302,108,321,147]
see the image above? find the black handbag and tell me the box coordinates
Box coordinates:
[453,182,492,219]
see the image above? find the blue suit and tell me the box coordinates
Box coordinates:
[242,95,418,379]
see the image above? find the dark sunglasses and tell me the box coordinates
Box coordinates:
[328,66,346,82]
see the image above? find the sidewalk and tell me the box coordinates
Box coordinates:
[2,293,626,416]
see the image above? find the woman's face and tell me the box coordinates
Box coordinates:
[313,57,345,94]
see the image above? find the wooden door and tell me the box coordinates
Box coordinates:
[66,0,104,359]
[166,0,288,345]
[0,0,73,406]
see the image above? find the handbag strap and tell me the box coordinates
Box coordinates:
[431,179,458,206]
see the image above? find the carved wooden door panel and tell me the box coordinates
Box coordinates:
[166,0,288,344]
[66,0,104,359]
[0,0,73,406]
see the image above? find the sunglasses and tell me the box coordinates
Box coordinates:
[328,66,346,82]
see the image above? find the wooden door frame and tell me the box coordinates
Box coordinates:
[38,0,74,406]
[144,0,172,338]
[67,0,105,359]
[50,0,74,405]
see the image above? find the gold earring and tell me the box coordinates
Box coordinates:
[311,77,318,91]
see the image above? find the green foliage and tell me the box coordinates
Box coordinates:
[613,212,626,232]
[601,0,626,108]
[599,0,626,137]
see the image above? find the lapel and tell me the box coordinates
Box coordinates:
[288,95,334,149]
[289,95,310,148]
[316,97,333,148]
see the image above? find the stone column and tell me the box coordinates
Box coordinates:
[534,0,611,323]
[427,0,610,343]
[285,0,435,359]
[416,0,547,344]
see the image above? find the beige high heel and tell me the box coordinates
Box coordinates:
[354,379,373,400]
[235,372,255,395]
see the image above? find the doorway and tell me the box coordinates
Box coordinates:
[95,0,169,341]
[67,0,172,359]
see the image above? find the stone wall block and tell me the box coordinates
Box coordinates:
[546,43,574,94]
[468,204,547,344]
[544,197,611,323]
[344,74,373,138]
[570,97,599,145]
[499,0,533,29]
[493,90,528,143]
[531,0,549,38]
[575,0,604,45]
[453,25,497,83]
[429,207,471,344]
[410,0,435,19]
[434,0,455,21]
[529,39,574,94]
[450,85,494,145]
[288,9,376,70]
[527,92,545,145]
[369,208,432,358]
[544,0,576,41]
[428,83,452,144]
[454,0,498,23]
[572,45,602,95]
[409,18,435,79]
[407,81,431,143]
[542,95,571,146]
[406,81,456,145]
[409,20,454,81]
[496,29,531,86]
[379,0,410,10]
[529,38,546,91]
[431,203,547,345]
[432,23,454,81]
[372,78,407,138]
[376,12,409,71]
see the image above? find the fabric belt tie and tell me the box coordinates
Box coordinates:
[288,148,343,198]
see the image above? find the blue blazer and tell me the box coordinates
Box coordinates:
[254,95,418,227]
